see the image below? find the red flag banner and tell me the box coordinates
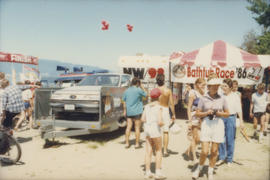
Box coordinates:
[0,52,38,65]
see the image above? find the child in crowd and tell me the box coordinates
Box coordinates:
[142,88,166,179]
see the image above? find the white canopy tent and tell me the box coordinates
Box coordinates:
[171,40,270,85]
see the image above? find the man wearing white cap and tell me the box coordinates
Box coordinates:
[192,73,229,180]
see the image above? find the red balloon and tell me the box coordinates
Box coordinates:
[101,20,107,25]
[126,24,133,32]
[157,68,164,75]
[101,23,109,30]
[148,68,156,78]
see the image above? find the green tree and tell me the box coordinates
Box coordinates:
[255,31,270,54]
[242,0,270,54]
[247,0,270,32]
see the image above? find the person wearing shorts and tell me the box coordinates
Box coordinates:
[250,83,268,142]
[142,88,166,179]
[185,78,206,164]
[156,74,176,157]
[192,74,229,180]
[122,77,147,149]
[14,81,33,130]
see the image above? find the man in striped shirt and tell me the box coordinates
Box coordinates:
[1,79,37,129]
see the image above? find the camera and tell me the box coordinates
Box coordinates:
[208,109,218,120]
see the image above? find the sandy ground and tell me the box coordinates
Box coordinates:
[0,119,269,180]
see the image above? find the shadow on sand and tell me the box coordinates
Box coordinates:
[43,127,126,148]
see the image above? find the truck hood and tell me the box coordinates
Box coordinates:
[55,86,102,94]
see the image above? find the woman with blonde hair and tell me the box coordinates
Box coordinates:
[185,78,206,164]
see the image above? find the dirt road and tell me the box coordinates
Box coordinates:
[0,120,269,180]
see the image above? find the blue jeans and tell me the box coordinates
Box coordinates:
[219,115,236,163]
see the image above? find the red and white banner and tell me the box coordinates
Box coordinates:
[171,64,265,85]
[0,52,38,65]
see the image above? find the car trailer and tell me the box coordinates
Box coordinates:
[34,87,126,141]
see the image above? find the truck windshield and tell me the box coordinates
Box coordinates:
[77,75,120,86]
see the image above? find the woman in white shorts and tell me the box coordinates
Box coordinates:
[142,88,166,179]
[192,75,229,180]
[185,78,206,163]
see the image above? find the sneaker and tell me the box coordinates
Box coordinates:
[154,172,166,180]
[258,136,262,143]
[144,171,154,179]
[163,152,169,157]
[208,172,214,180]
[227,162,232,167]
[216,160,224,166]
[192,166,200,179]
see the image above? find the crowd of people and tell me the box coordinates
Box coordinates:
[0,72,40,131]
[122,73,269,180]
[1,70,269,180]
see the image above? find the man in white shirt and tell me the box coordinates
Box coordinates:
[250,83,268,143]
[217,79,244,166]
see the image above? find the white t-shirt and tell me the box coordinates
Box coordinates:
[22,89,32,101]
[143,103,162,138]
[144,104,162,124]
[224,92,242,115]
[252,92,268,113]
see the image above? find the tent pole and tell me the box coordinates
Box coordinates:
[169,61,172,90]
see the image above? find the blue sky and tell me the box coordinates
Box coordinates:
[0,0,261,72]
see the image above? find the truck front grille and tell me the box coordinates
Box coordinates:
[54,112,99,121]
